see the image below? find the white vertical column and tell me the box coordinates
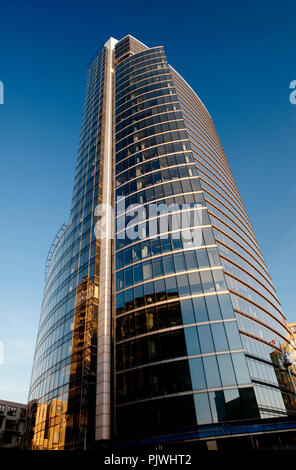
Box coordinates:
[95,37,117,442]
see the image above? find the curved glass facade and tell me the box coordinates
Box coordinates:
[169,66,296,419]
[25,47,106,450]
[25,35,296,450]
[114,45,260,438]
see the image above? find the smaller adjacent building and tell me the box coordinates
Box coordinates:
[0,399,27,448]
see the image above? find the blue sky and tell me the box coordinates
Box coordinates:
[0,0,295,403]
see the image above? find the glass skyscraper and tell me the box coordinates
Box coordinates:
[25,35,296,451]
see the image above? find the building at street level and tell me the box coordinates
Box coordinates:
[0,399,27,448]
[24,35,296,450]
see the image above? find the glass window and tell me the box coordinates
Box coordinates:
[7,406,17,417]
[194,393,212,425]
[163,254,175,274]
[180,299,195,324]
[143,261,153,280]
[174,253,186,272]
[124,247,132,266]
[189,357,206,390]
[151,238,161,255]
[116,292,125,314]
[192,297,208,322]
[125,288,134,311]
[175,360,192,392]
[146,308,158,332]
[134,285,144,307]
[148,336,160,362]
[208,391,227,423]
[155,279,166,302]
[198,324,215,354]
[203,355,222,388]
[239,387,259,419]
[161,237,172,253]
[184,327,200,355]
[196,249,210,268]
[200,270,215,293]
[132,243,141,262]
[170,302,183,326]
[188,272,202,295]
[212,269,227,291]
[165,276,178,298]
[211,323,229,351]
[163,362,178,395]
[225,321,242,350]
[144,281,155,304]
[134,310,147,335]
[177,274,190,296]
[116,270,124,290]
[184,251,198,270]
[125,267,133,287]
[224,388,241,420]
[172,329,187,357]
[207,248,221,267]
[153,258,164,277]
[116,251,124,269]
[217,294,234,319]
[171,235,183,250]
[141,241,151,259]
[157,305,170,329]
[203,227,215,245]
[159,331,173,359]
[232,353,251,385]
[205,295,221,321]
[217,354,237,387]
[133,263,143,284]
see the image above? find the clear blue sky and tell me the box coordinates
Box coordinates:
[0,0,295,403]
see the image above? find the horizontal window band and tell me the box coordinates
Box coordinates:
[239,328,291,351]
[207,201,259,253]
[198,170,249,223]
[203,189,254,241]
[115,94,178,125]
[116,175,201,204]
[116,74,173,106]
[115,242,217,267]
[115,290,229,318]
[116,349,245,374]
[214,229,271,281]
[116,85,176,116]
[116,384,251,408]
[210,215,265,267]
[115,207,208,234]
[115,126,187,155]
[225,271,282,317]
[115,204,208,240]
[115,149,193,177]
[115,105,182,137]
[115,137,191,166]
[115,160,196,188]
[217,239,274,290]
[221,255,278,304]
[235,308,290,344]
[115,264,224,295]
[116,320,239,346]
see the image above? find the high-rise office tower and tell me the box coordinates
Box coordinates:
[25,35,296,450]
